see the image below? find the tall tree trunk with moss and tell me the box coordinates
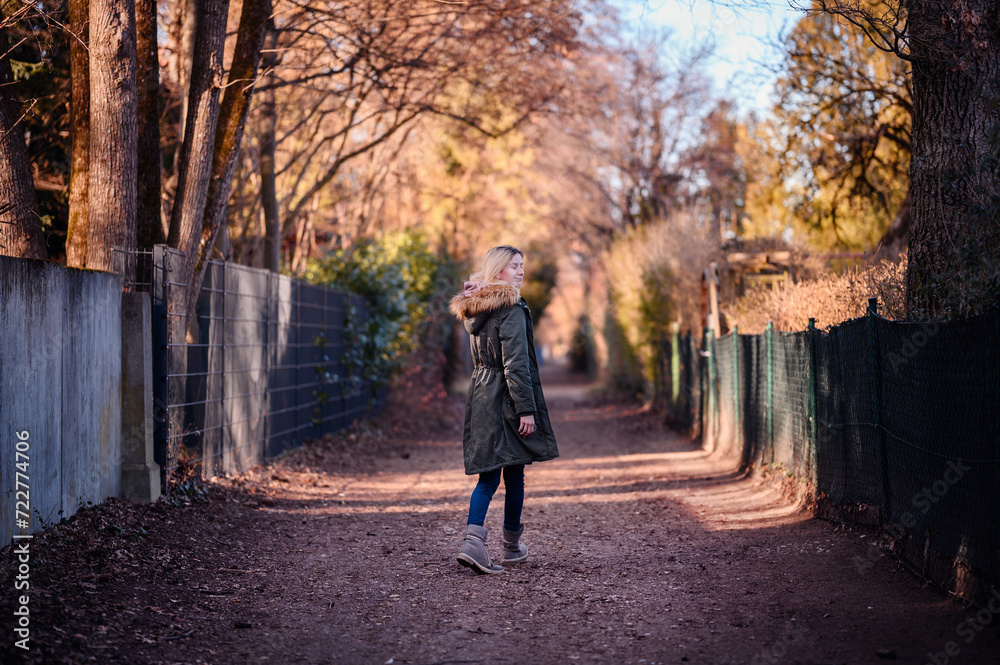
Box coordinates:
[903,0,1000,319]
[87,0,138,276]
[259,24,280,273]
[65,0,90,266]
[0,21,47,260]
[136,0,164,250]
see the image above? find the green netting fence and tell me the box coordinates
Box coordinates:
[656,303,1000,605]
[654,330,702,434]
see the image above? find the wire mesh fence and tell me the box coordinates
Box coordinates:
[654,330,701,434]
[669,304,1000,604]
[120,246,378,485]
[111,246,155,293]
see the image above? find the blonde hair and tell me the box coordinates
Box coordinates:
[470,245,523,285]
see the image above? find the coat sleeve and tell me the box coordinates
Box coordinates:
[498,306,536,416]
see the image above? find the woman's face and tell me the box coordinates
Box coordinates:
[497,254,524,288]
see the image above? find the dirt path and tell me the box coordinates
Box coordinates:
[5,364,1000,665]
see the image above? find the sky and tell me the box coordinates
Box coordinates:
[622,0,805,113]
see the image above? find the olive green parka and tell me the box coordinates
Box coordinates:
[449,282,559,475]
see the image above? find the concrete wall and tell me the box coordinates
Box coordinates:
[0,257,122,545]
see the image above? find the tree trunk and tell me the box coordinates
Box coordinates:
[162,0,196,226]
[259,24,280,274]
[88,0,138,276]
[166,0,229,319]
[201,0,272,274]
[904,0,1000,319]
[178,0,197,145]
[136,0,165,250]
[65,0,90,267]
[874,188,910,261]
[213,222,232,260]
[0,21,47,260]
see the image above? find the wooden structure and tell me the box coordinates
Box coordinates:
[701,251,797,335]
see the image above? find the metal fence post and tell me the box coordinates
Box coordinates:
[657,332,668,412]
[733,325,740,453]
[710,328,718,449]
[868,297,892,522]
[265,271,272,455]
[702,327,714,450]
[671,322,680,406]
[807,318,818,481]
[221,263,228,474]
[294,280,301,449]
[766,321,774,465]
[151,245,168,489]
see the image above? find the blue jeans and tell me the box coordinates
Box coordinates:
[467,465,524,532]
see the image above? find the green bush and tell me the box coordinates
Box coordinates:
[304,230,458,392]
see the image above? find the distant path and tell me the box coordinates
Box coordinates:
[33,362,1000,664]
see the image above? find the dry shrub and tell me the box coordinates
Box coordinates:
[723,254,907,333]
[602,214,716,391]
[862,254,907,318]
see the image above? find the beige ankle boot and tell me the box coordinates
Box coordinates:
[457,524,504,574]
[502,525,528,563]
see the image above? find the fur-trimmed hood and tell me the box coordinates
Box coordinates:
[449,282,521,320]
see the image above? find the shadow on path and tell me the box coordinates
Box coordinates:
[12,361,998,665]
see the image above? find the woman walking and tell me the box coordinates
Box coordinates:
[448,245,559,574]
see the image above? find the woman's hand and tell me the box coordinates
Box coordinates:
[518,414,536,436]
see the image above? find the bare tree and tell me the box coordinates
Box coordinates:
[167,0,229,317]
[259,23,280,272]
[561,29,712,233]
[157,0,272,326]
[200,0,273,274]
[237,0,584,268]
